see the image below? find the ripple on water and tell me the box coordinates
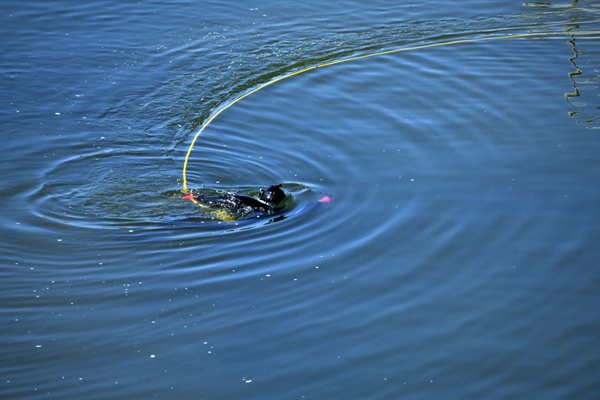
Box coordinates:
[2,6,598,397]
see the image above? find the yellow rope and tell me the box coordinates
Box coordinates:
[182,29,600,192]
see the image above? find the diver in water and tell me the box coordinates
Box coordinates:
[185,184,287,219]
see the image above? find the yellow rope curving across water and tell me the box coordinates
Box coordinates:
[182,29,599,192]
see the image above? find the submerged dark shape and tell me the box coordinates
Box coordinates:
[186,184,287,219]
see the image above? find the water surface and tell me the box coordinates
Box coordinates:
[1,1,599,399]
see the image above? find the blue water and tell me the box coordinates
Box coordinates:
[1,1,599,399]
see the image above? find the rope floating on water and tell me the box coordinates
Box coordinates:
[182,29,600,192]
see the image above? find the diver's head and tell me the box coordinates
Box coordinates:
[259,184,286,205]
